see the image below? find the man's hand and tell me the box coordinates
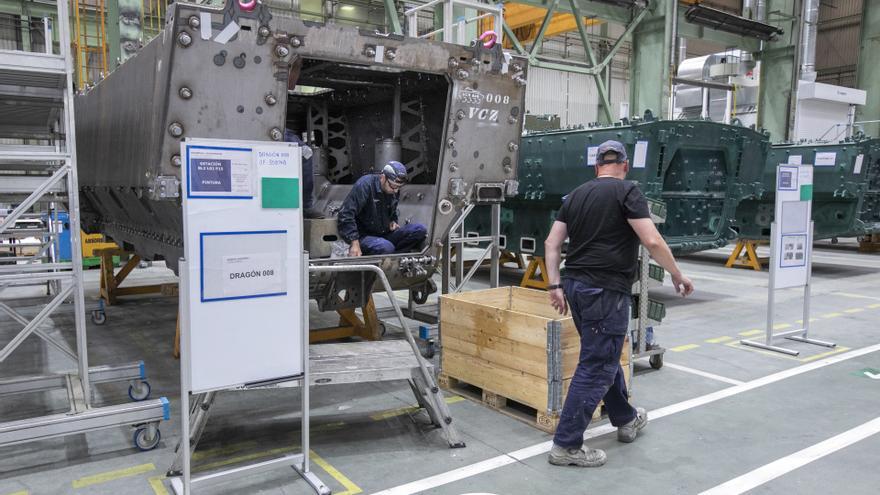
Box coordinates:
[671,272,694,297]
[389,222,400,231]
[349,240,362,257]
[549,287,568,316]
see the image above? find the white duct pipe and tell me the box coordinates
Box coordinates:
[756,0,767,22]
[800,0,819,82]
[743,0,755,19]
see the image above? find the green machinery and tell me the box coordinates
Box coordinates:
[467,117,771,257]
[466,120,880,263]
[736,137,880,240]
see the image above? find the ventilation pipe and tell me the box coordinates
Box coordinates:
[743,0,755,19]
[800,0,819,82]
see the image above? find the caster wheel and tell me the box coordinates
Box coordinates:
[128,381,152,401]
[422,339,436,359]
[380,322,387,336]
[91,310,106,325]
[133,426,161,451]
[649,353,664,370]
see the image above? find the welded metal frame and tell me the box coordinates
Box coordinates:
[441,202,501,294]
[500,0,649,122]
[0,0,167,450]
[741,221,835,356]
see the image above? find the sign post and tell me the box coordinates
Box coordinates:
[170,138,328,494]
[741,164,835,356]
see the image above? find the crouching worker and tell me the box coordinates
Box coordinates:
[337,161,427,256]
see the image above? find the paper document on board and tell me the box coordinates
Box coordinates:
[222,253,286,297]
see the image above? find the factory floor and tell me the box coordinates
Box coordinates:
[1,239,879,495]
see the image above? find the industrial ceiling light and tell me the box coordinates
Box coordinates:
[685,4,783,41]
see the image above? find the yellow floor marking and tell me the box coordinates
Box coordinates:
[799,346,851,363]
[670,344,700,352]
[313,421,347,432]
[844,308,865,314]
[4,491,28,495]
[370,396,464,421]
[310,450,362,495]
[739,329,763,337]
[192,440,259,461]
[705,336,733,344]
[821,312,843,318]
[869,303,880,309]
[195,446,295,472]
[148,475,169,495]
[724,342,799,361]
[71,463,156,488]
[795,319,819,324]
[773,323,792,330]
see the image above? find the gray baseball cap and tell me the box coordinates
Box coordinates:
[597,140,627,164]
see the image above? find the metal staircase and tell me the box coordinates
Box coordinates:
[0,0,167,450]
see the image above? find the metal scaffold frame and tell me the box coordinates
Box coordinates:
[0,0,168,449]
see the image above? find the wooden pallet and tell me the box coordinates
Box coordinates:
[439,372,605,433]
[859,234,880,253]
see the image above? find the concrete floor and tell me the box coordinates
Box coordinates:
[1,239,879,495]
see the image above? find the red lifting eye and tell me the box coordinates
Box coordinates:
[239,0,256,12]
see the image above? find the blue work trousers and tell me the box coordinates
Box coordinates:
[552,278,637,448]
[360,223,427,255]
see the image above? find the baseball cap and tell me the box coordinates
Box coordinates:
[382,161,408,184]
[597,140,627,165]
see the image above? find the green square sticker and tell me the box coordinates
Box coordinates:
[800,184,813,201]
[261,177,299,209]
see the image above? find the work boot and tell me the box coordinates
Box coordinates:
[617,407,647,443]
[548,444,607,467]
[304,207,325,219]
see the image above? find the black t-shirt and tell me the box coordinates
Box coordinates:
[556,177,651,294]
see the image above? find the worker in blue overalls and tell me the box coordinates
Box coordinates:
[337,161,427,256]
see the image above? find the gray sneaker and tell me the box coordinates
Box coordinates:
[617,407,647,443]
[548,444,607,467]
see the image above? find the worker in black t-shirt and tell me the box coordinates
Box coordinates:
[544,140,694,468]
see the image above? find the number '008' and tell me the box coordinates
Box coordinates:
[484,93,509,105]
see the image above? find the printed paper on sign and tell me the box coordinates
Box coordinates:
[633,141,648,168]
[788,155,802,165]
[854,154,864,175]
[814,152,836,166]
[222,253,286,297]
[586,146,598,167]
[188,146,254,198]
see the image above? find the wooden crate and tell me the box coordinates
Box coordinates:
[440,286,631,431]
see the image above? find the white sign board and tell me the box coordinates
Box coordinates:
[771,164,813,289]
[181,138,304,393]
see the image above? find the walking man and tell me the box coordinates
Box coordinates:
[544,140,695,467]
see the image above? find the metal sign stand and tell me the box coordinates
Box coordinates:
[170,257,327,495]
[169,138,328,494]
[742,164,835,355]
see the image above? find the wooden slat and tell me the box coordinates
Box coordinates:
[442,349,552,411]
[443,333,580,378]
[440,296,549,348]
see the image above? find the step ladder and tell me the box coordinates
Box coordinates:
[0,0,168,450]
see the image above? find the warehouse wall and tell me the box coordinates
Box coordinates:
[816,0,862,88]
[525,26,631,127]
